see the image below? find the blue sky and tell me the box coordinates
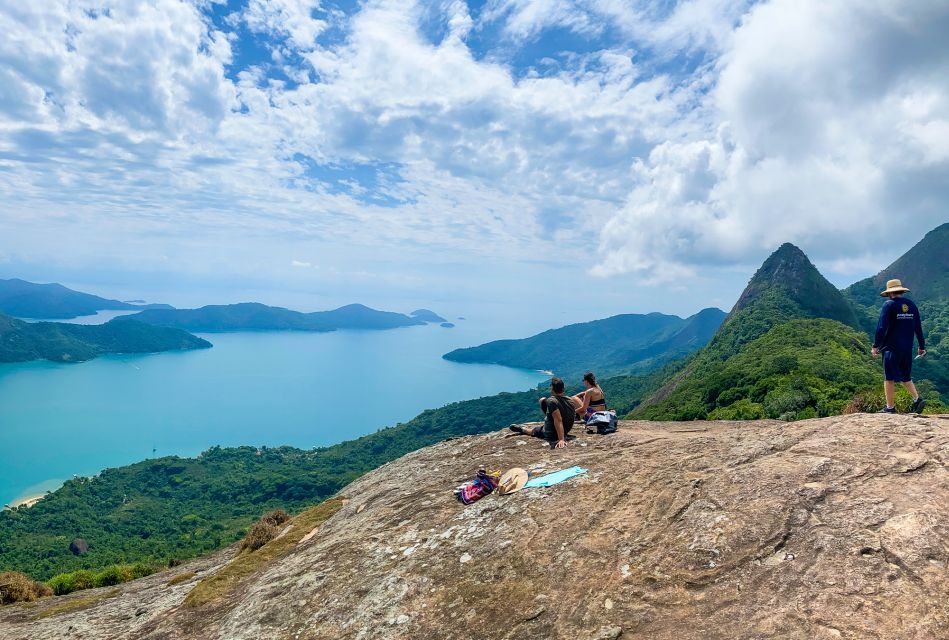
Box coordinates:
[0,0,947,325]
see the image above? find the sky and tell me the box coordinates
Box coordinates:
[0,0,947,327]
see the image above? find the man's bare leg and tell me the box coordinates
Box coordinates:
[900,381,919,401]
[884,380,896,408]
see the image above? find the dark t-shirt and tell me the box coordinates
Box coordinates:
[543,394,576,441]
[874,297,924,353]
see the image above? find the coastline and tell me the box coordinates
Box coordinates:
[4,494,46,510]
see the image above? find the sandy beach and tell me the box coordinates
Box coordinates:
[4,494,45,510]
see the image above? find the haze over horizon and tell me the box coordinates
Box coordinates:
[1,0,947,322]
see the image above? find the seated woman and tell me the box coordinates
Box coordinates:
[572,372,606,420]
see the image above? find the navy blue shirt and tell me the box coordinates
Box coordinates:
[874,297,924,353]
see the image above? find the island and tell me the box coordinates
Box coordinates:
[0,278,172,320]
[0,313,211,364]
[128,303,444,332]
[410,309,447,323]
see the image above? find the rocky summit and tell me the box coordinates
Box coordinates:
[2,414,948,640]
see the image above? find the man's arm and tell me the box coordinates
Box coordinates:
[915,307,926,354]
[551,407,566,449]
[873,301,891,353]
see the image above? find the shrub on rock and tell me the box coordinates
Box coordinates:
[239,510,292,553]
[0,572,53,604]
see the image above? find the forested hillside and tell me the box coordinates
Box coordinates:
[0,314,211,364]
[444,307,725,378]
[634,240,947,420]
[0,278,169,319]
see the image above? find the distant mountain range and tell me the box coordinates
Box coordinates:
[0,278,449,336]
[0,278,171,320]
[0,314,211,364]
[444,308,726,379]
[128,302,438,332]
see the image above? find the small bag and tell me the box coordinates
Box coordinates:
[586,410,617,435]
[454,468,500,505]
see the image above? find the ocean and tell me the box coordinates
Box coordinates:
[0,316,548,506]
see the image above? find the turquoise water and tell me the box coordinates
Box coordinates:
[0,323,547,506]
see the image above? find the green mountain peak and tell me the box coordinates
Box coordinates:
[845,222,949,306]
[731,242,859,328]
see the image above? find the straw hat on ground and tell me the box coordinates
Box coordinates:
[880,279,911,296]
[497,468,529,495]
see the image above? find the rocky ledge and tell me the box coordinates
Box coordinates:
[1,414,947,639]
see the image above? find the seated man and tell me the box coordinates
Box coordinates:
[509,377,576,449]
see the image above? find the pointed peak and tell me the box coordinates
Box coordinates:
[759,242,811,269]
[742,242,820,291]
[729,242,860,330]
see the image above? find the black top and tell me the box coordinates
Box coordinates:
[543,394,576,440]
[587,390,606,407]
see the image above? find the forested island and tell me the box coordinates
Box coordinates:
[128,302,443,332]
[0,278,170,320]
[0,314,210,364]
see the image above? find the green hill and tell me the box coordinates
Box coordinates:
[633,243,895,419]
[634,319,885,420]
[443,308,726,379]
[0,314,211,364]
[130,302,429,332]
[0,278,171,320]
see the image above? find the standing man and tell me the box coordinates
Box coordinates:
[871,279,926,414]
[509,377,576,449]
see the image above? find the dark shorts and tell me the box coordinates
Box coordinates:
[883,349,913,382]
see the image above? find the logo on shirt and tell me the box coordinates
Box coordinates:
[902,304,909,313]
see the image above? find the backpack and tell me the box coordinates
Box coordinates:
[586,410,617,435]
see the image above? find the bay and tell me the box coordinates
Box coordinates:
[0,320,547,506]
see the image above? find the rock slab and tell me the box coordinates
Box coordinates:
[2,414,948,639]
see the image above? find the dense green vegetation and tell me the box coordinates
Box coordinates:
[635,243,869,417]
[444,308,725,379]
[0,364,670,581]
[0,314,211,363]
[47,563,156,595]
[130,302,434,332]
[843,222,949,403]
[0,278,170,319]
[634,319,943,421]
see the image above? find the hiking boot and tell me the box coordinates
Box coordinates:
[508,424,525,434]
[876,407,896,414]
[911,397,926,414]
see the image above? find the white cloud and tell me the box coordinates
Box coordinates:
[596,0,949,277]
[243,0,328,51]
[0,0,946,310]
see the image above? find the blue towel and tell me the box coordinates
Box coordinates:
[524,466,587,488]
